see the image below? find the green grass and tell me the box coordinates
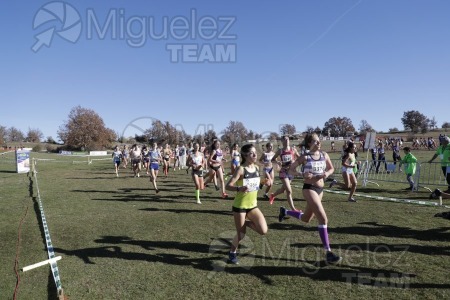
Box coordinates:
[1,150,449,300]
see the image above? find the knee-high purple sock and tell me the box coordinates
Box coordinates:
[318,224,331,251]
[286,210,302,219]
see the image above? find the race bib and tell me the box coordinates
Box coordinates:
[281,154,292,163]
[243,177,260,192]
[311,161,325,175]
[216,155,223,162]
[346,167,354,174]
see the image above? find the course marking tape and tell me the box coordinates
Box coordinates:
[22,256,62,272]
[32,166,64,295]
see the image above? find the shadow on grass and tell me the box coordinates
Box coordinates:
[269,221,450,242]
[140,207,233,216]
[269,222,309,231]
[66,177,118,180]
[52,235,450,289]
[291,241,450,257]
[335,221,450,242]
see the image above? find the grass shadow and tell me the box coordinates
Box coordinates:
[140,207,233,216]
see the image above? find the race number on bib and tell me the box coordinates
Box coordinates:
[243,177,260,192]
[281,155,292,163]
[311,161,325,175]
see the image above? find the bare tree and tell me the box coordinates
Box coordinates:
[46,136,57,144]
[221,121,248,145]
[7,127,25,142]
[268,132,279,141]
[0,125,6,145]
[203,130,218,144]
[26,127,44,143]
[358,120,374,135]
[429,116,437,130]
[280,124,296,136]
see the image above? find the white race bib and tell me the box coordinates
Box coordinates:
[281,154,292,163]
[311,161,325,175]
[243,177,260,192]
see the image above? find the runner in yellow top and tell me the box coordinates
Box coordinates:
[225,144,268,264]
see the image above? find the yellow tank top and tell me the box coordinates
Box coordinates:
[232,166,260,209]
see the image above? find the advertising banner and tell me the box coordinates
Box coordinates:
[16,149,31,173]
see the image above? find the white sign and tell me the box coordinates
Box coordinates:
[89,151,108,156]
[365,132,377,150]
[16,149,31,173]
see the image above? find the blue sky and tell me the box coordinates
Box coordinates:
[1,0,449,141]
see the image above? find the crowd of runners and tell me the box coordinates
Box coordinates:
[109,133,450,264]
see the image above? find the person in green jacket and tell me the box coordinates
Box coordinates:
[400,147,417,190]
[428,136,450,192]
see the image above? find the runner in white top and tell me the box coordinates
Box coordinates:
[187,142,206,204]
[130,144,142,177]
[112,146,122,177]
[258,142,276,199]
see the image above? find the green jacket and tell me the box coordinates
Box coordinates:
[401,153,417,175]
[443,145,450,167]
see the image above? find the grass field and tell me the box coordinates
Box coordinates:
[1,148,449,300]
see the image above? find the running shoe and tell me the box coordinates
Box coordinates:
[348,198,357,202]
[215,185,220,191]
[269,193,275,205]
[329,179,337,188]
[263,194,269,200]
[278,206,286,222]
[222,193,228,199]
[228,252,239,264]
[430,188,442,199]
[326,252,342,265]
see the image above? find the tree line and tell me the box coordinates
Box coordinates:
[1,106,448,151]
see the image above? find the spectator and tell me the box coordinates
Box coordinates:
[376,142,387,173]
[428,136,450,192]
[400,147,417,190]
[392,140,402,172]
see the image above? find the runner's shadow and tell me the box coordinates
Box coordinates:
[333,222,450,242]
[140,207,233,216]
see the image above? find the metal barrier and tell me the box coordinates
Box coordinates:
[360,159,420,190]
[416,162,449,192]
